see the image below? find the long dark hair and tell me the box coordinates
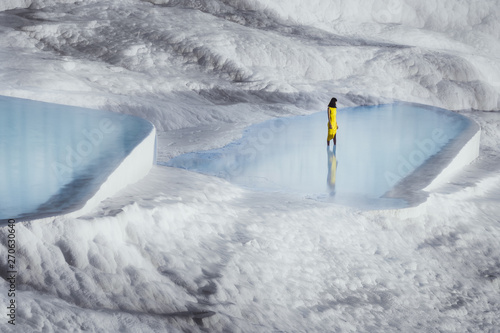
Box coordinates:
[328,97,337,108]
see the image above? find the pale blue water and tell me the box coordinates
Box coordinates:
[167,103,472,209]
[0,96,153,221]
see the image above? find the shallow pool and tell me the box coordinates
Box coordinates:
[166,103,473,209]
[0,96,153,220]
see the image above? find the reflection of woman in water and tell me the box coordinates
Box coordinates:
[327,147,337,192]
[327,97,338,147]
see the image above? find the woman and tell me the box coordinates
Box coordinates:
[327,97,338,146]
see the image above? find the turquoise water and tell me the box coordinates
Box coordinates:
[167,103,471,209]
[0,96,153,221]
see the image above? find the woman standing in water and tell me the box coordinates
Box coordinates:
[327,97,338,147]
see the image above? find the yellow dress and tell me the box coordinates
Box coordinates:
[327,107,337,141]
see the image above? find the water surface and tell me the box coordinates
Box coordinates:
[0,96,153,220]
[167,103,471,209]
